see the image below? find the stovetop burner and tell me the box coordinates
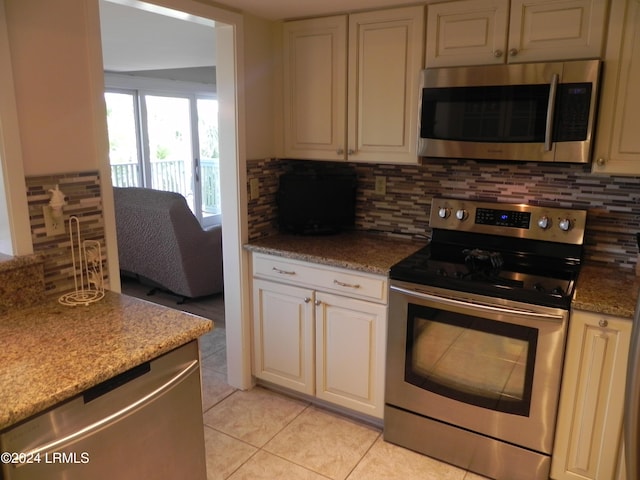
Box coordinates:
[390,198,588,310]
[390,243,578,309]
[463,248,504,272]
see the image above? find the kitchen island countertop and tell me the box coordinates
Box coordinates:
[0,291,212,431]
[245,231,427,275]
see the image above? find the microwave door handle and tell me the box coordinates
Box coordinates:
[544,73,559,152]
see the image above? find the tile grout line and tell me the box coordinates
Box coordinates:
[343,431,383,480]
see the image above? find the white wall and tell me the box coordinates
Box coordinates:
[243,13,277,160]
[0,0,33,255]
[4,0,105,176]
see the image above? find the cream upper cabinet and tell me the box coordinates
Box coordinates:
[282,6,425,164]
[426,0,509,66]
[550,310,632,480]
[282,16,347,162]
[346,7,424,164]
[426,0,609,67]
[592,0,640,174]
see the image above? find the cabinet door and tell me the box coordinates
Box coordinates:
[315,292,387,418]
[550,310,632,480]
[426,0,509,67]
[282,16,347,161]
[347,6,424,164]
[592,0,640,174]
[252,279,315,395]
[508,0,609,63]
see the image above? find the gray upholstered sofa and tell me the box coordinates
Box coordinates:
[113,187,223,300]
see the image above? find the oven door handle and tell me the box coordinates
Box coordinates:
[390,285,565,321]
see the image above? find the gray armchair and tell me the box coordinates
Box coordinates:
[113,187,223,300]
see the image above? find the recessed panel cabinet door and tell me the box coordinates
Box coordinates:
[252,279,315,395]
[592,0,640,174]
[282,16,347,161]
[426,0,608,67]
[509,0,609,63]
[426,0,509,67]
[315,292,387,418]
[347,6,424,164]
[550,310,631,480]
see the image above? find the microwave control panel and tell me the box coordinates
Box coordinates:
[554,83,592,142]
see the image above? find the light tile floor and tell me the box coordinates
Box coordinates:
[198,327,490,480]
[120,282,491,480]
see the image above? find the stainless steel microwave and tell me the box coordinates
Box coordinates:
[417,59,601,163]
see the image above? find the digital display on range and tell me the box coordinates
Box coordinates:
[475,208,531,229]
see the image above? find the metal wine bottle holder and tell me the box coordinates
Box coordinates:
[58,216,105,306]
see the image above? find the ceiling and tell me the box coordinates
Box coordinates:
[99,0,440,72]
[99,0,217,71]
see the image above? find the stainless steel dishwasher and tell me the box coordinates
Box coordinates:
[1,340,207,480]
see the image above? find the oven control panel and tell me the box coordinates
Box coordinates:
[430,198,587,244]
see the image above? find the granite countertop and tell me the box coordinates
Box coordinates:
[572,264,640,319]
[246,232,640,320]
[245,231,427,275]
[0,291,212,431]
[0,253,43,272]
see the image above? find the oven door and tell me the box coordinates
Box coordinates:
[386,280,568,455]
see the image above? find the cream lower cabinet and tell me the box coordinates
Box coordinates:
[251,253,388,419]
[592,0,640,174]
[551,310,632,480]
[252,279,315,395]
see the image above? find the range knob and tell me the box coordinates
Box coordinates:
[456,209,468,221]
[537,216,550,230]
[438,207,450,219]
[558,218,572,232]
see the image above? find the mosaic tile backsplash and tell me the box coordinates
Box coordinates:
[22,159,640,297]
[247,158,640,271]
[25,171,107,298]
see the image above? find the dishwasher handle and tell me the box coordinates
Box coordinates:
[13,359,199,468]
[390,284,565,321]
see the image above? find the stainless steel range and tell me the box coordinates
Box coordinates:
[384,197,587,480]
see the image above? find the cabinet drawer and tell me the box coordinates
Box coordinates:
[252,253,388,303]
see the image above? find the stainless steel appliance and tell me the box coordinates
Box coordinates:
[417,59,601,163]
[385,197,587,480]
[625,295,640,480]
[0,340,207,480]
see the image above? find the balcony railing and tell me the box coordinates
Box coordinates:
[110,159,220,215]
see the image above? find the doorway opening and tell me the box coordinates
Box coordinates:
[98,0,250,389]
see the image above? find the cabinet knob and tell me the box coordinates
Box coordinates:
[314,300,321,306]
[596,157,606,167]
[599,319,609,328]
[509,48,519,57]
[304,297,311,303]
[493,50,503,58]
[337,148,345,155]
[347,149,355,155]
